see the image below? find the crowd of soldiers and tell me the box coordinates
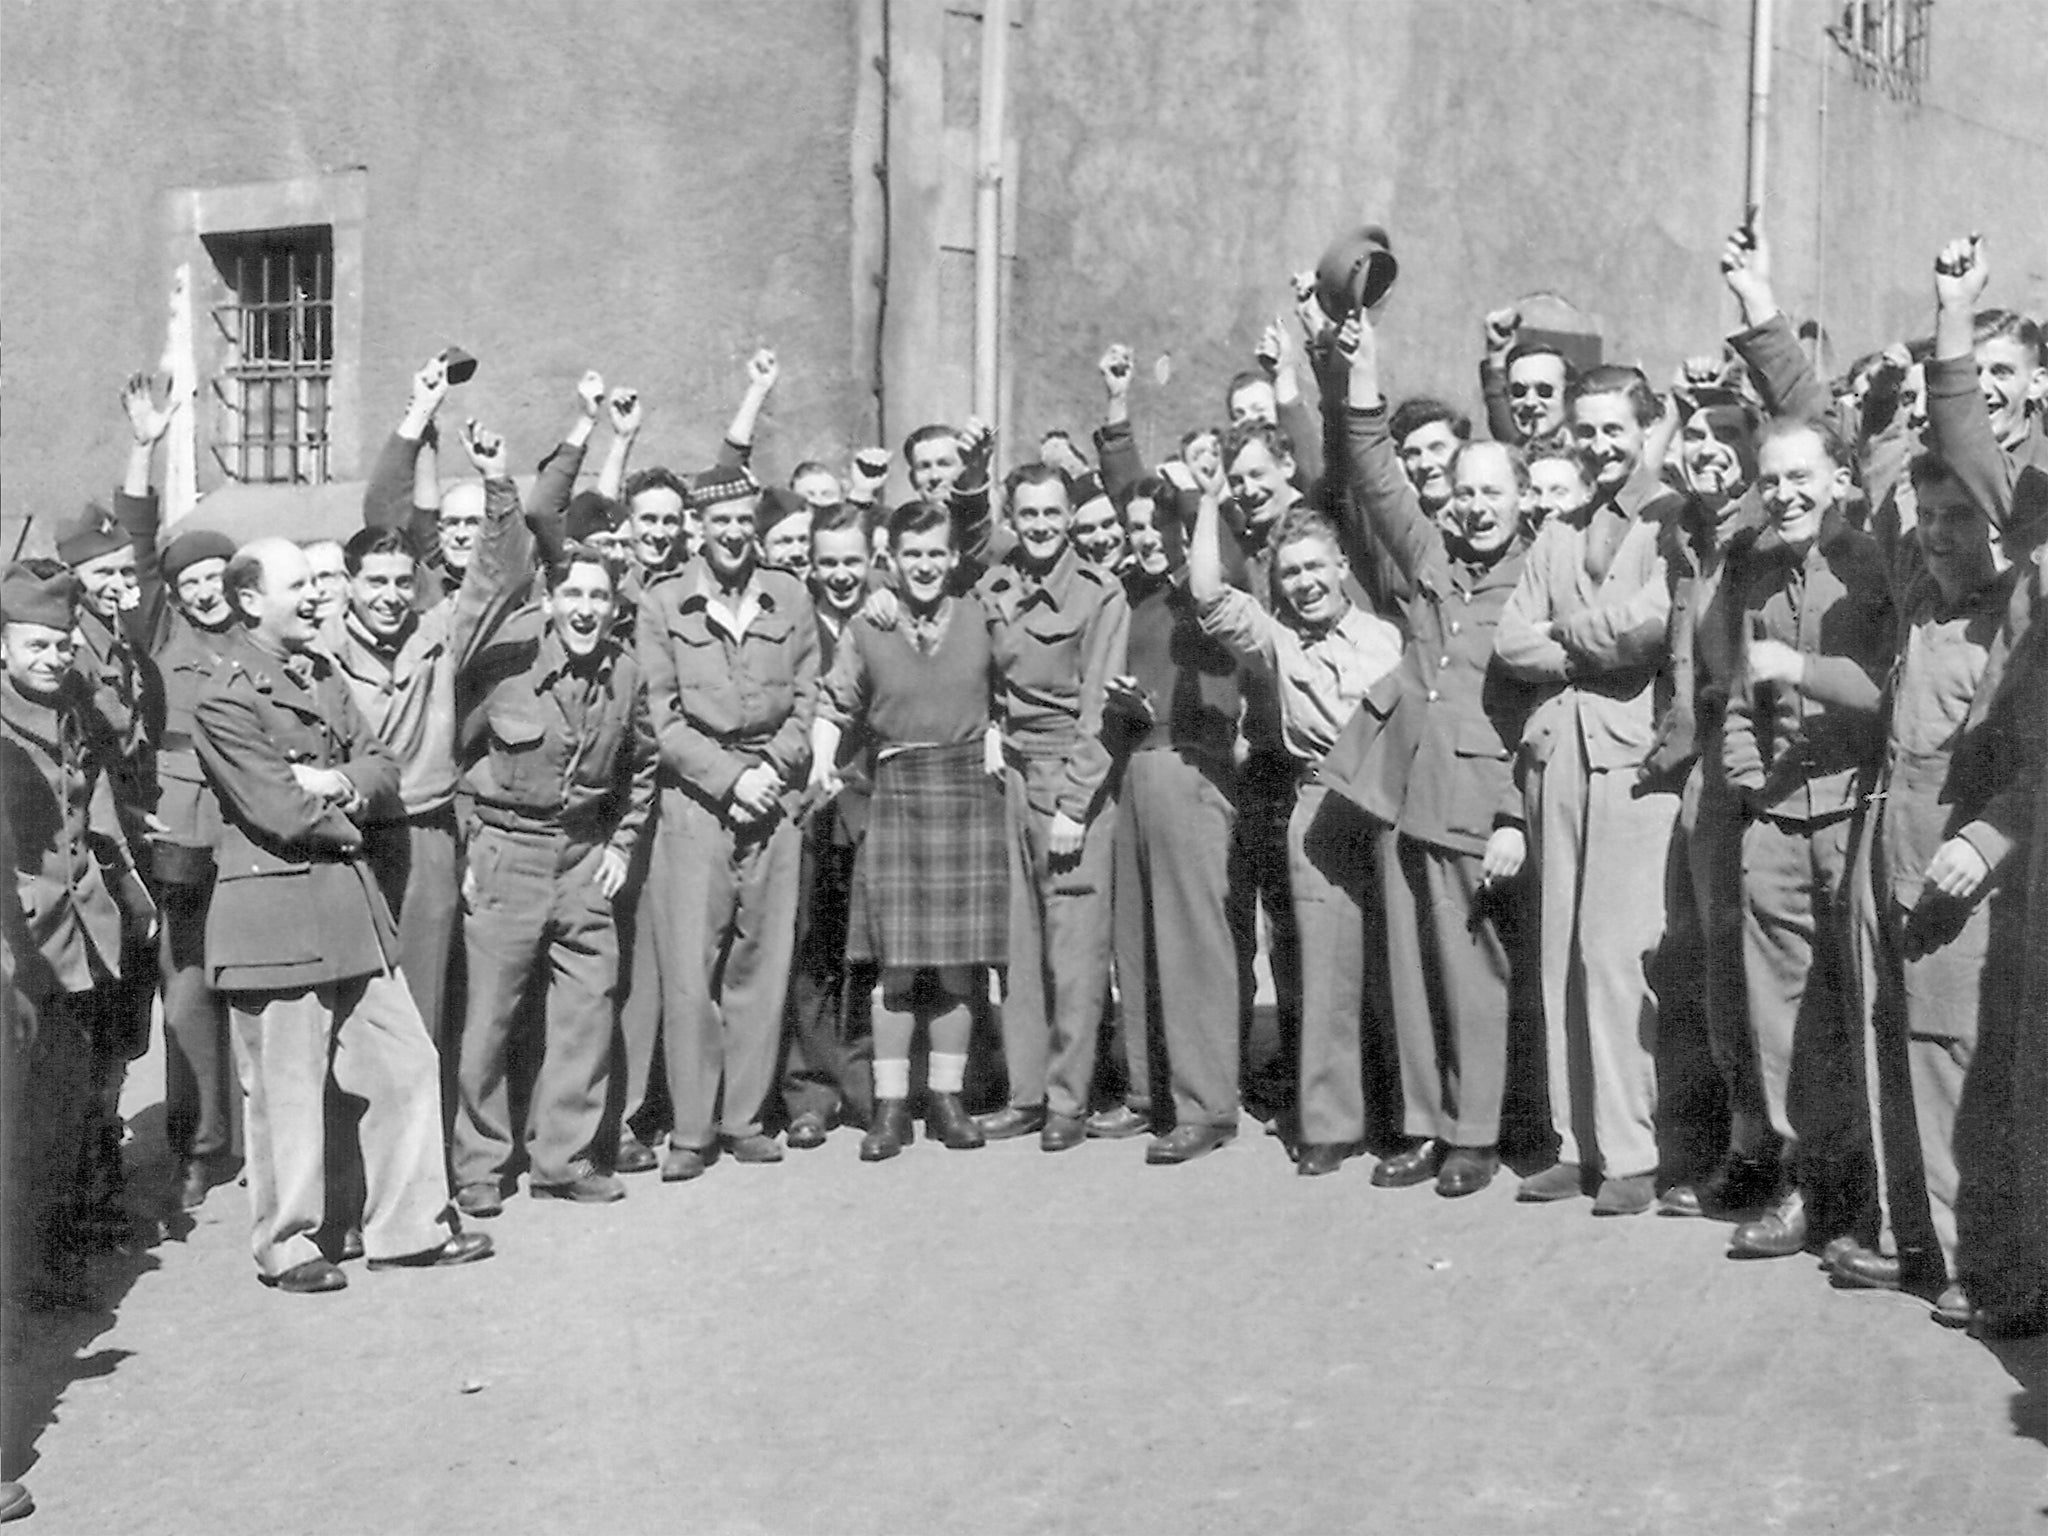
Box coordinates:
[4,215,2045,1364]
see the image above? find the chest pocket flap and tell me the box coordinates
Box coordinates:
[487,705,546,750]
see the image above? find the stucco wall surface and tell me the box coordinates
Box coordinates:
[1,0,861,555]
[1002,0,2048,458]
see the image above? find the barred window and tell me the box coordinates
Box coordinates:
[1831,0,1933,100]
[204,226,334,484]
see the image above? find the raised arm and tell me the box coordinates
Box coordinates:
[717,348,778,470]
[117,373,174,645]
[597,387,640,501]
[1336,310,1431,600]
[1928,234,2018,532]
[1478,307,1519,443]
[1093,345,1147,505]
[449,421,538,672]
[1722,213,1831,425]
[365,354,451,539]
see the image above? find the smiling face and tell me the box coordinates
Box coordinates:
[1010,479,1071,569]
[1974,335,2047,448]
[1916,468,1998,598]
[2,622,75,699]
[762,512,813,579]
[1506,352,1569,441]
[437,483,485,572]
[1757,425,1850,546]
[1273,529,1350,629]
[909,435,964,498]
[347,550,418,644]
[1070,495,1124,570]
[893,521,959,610]
[174,556,233,630]
[72,544,138,621]
[629,486,687,571]
[1448,443,1523,557]
[237,541,322,653]
[1226,439,1294,528]
[1527,457,1594,526]
[810,525,869,620]
[1570,392,1648,491]
[1678,407,1754,502]
[544,558,616,659]
[304,541,347,623]
[1123,496,1171,576]
[701,499,760,586]
[1397,420,1461,513]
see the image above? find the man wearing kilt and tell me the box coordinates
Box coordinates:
[810,499,1008,1160]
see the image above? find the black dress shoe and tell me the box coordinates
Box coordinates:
[1825,1242,1901,1291]
[1435,1146,1498,1198]
[860,1100,914,1162]
[925,1093,985,1150]
[975,1104,1047,1141]
[1656,1183,1704,1218]
[1931,1282,1975,1330]
[614,1133,659,1174]
[532,1168,627,1204]
[1145,1124,1234,1165]
[338,1227,365,1263]
[724,1133,784,1165]
[785,1112,830,1151]
[1085,1104,1152,1140]
[1729,1189,1808,1259]
[1296,1142,1346,1177]
[1370,1139,1439,1188]
[456,1183,504,1219]
[1040,1113,1086,1152]
[1699,1150,1782,1213]
[265,1258,347,1294]
[368,1232,494,1270]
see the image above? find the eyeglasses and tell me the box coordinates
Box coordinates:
[1508,382,1558,401]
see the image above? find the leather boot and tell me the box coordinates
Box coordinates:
[925,1092,985,1150]
[860,1100,915,1162]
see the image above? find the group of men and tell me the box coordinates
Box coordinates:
[3,217,2044,1350]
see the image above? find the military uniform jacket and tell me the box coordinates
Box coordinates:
[193,630,404,992]
[74,600,164,852]
[637,559,819,817]
[0,676,133,1002]
[1322,403,1532,857]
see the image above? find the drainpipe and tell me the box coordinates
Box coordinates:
[1745,0,1774,213]
[973,0,1010,428]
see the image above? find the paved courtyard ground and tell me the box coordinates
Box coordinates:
[5,1052,2044,1536]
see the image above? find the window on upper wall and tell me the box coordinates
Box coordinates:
[203,225,335,485]
[1830,0,1933,101]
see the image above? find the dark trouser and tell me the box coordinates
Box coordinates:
[453,826,619,1189]
[651,788,801,1150]
[1113,750,1239,1130]
[610,830,670,1143]
[1229,758,1302,1112]
[228,971,453,1276]
[1740,810,1874,1242]
[1001,767,1115,1121]
[1383,832,1516,1149]
[366,808,461,1051]
[160,874,239,1166]
[1292,784,1396,1148]
[3,987,95,1296]
[781,808,875,1127]
[1653,765,1743,1180]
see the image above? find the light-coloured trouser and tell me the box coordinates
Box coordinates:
[1002,766,1115,1120]
[1292,783,1391,1148]
[1739,811,1874,1243]
[651,787,801,1150]
[1112,750,1239,1129]
[1855,824,1988,1278]
[228,971,453,1277]
[1526,733,1677,1180]
[1383,832,1514,1150]
[453,826,619,1189]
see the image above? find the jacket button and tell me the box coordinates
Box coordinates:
[1427,689,1440,702]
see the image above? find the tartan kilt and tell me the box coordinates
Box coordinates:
[847,738,1008,968]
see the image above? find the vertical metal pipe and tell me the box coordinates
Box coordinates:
[1745,0,1775,213]
[973,0,1010,428]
